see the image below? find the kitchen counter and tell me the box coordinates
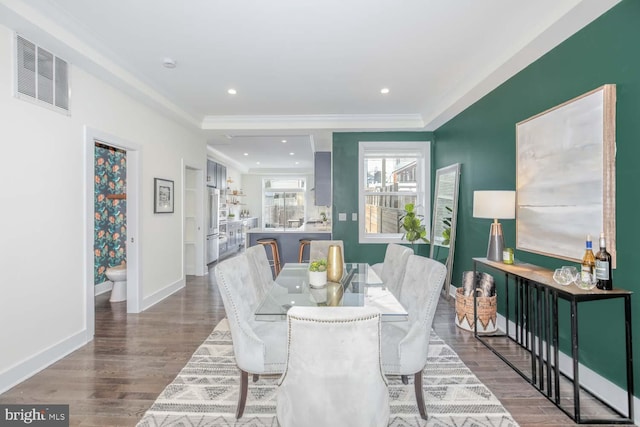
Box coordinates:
[246,224,332,264]
[221,216,257,224]
[247,223,331,233]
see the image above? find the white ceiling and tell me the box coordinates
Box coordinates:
[0,0,620,172]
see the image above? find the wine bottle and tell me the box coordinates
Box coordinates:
[595,232,613,290]
[580,234,595,284]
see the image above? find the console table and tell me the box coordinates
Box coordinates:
[473,257,634,424]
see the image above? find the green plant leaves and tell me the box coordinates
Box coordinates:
[399,203,429,246]
[309,259,327,272]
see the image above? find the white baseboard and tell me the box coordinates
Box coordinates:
[94,280,113,296]
[451,284,638,424]
[1,278,185,396]
[141,277,185,311]
[0,330,88,395]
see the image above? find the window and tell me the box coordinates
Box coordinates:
[358,141,430,244]
[263,178,306,229]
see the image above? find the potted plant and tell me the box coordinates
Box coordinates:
[320,211,328,225]
[399,203,429,253]
[308,259,327,288]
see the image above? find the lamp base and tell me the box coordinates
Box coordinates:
[487,222,504,262]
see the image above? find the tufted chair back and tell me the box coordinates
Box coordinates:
[244,244,275,309]
[214,255,287,418]
[308,240,344,262]
[371,243,413,298]
[380,254,446,419]
[276,306,389,427]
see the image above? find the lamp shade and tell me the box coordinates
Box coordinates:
[473,191,515,219]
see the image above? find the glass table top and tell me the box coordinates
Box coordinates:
[254,263,408,321]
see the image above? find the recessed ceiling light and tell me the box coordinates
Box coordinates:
[289,152,295,156]
[282,139,287,143]
[227,88,237,95]
[162,57,176,68]
[380,87,390,94]
[243,153,248,156]
[295,161,299,165]
[256,161,260,165]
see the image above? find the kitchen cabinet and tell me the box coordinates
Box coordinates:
[218,164,227,190]
[219,217,257,259]
[314,151,331,206]
[206,159,216,187]
[206,159,227,189]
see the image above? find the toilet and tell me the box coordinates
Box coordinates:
[105,264,127,302]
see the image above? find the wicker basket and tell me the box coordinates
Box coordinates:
[455,287,497,333]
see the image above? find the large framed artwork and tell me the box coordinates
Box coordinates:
[516,84,616,266]
[154,178,174,213]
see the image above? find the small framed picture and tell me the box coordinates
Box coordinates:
[154,178,174,213]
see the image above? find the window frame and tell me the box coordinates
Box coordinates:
[261,177,307,229]
[358,141,431,244]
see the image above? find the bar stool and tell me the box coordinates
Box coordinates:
[298,239,311,263]
[257,238,282,278]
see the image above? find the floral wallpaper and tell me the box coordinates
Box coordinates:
[94,143,127,285]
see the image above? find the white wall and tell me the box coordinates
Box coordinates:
[0,24,206,392]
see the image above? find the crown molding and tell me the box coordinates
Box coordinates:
[0,0,201,128]
[206,146,248,173]
[201,114,425,130]
[422,0,621,131]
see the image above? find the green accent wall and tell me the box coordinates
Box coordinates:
[331,0,639,399]
[332,131,433,263]
[433,0,640,392]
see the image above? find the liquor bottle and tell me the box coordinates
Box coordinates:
[580,234,595,284]
[595,232,613,290]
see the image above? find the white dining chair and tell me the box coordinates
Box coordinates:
[371,243,413,298]
[380,254,446,420]
[214,254,287,418]
[309,239,344,262]
[244,244,275,308]
[276,306,389,427]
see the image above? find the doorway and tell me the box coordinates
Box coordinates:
[183,162,205,277]
[84,127,141,341]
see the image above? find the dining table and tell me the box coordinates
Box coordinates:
[254,262,408,322]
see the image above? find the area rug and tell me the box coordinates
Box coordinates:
[137,319,519,427]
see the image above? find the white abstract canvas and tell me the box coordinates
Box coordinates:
[516,85,616,265]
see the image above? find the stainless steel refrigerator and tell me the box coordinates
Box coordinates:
[206,187,220,264]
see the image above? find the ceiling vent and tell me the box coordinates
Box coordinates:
[15,35,69,112]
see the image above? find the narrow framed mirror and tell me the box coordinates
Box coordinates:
[429,163,461,298]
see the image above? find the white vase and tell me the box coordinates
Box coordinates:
[308,270,327,288]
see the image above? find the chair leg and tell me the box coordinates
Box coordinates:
[272,242,282,276]
[237,370,248,419]
[414,370,427,420]
[401,375,409,385]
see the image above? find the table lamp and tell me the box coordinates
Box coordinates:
[473,191,516,261]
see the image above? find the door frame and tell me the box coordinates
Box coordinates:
[84,126,141,341]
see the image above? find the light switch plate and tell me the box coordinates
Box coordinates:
[351,213,357,221]
[338,213,347,221]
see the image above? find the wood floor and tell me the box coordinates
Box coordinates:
[0,262,632,427]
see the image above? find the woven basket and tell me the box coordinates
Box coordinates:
[455,287,497,333]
